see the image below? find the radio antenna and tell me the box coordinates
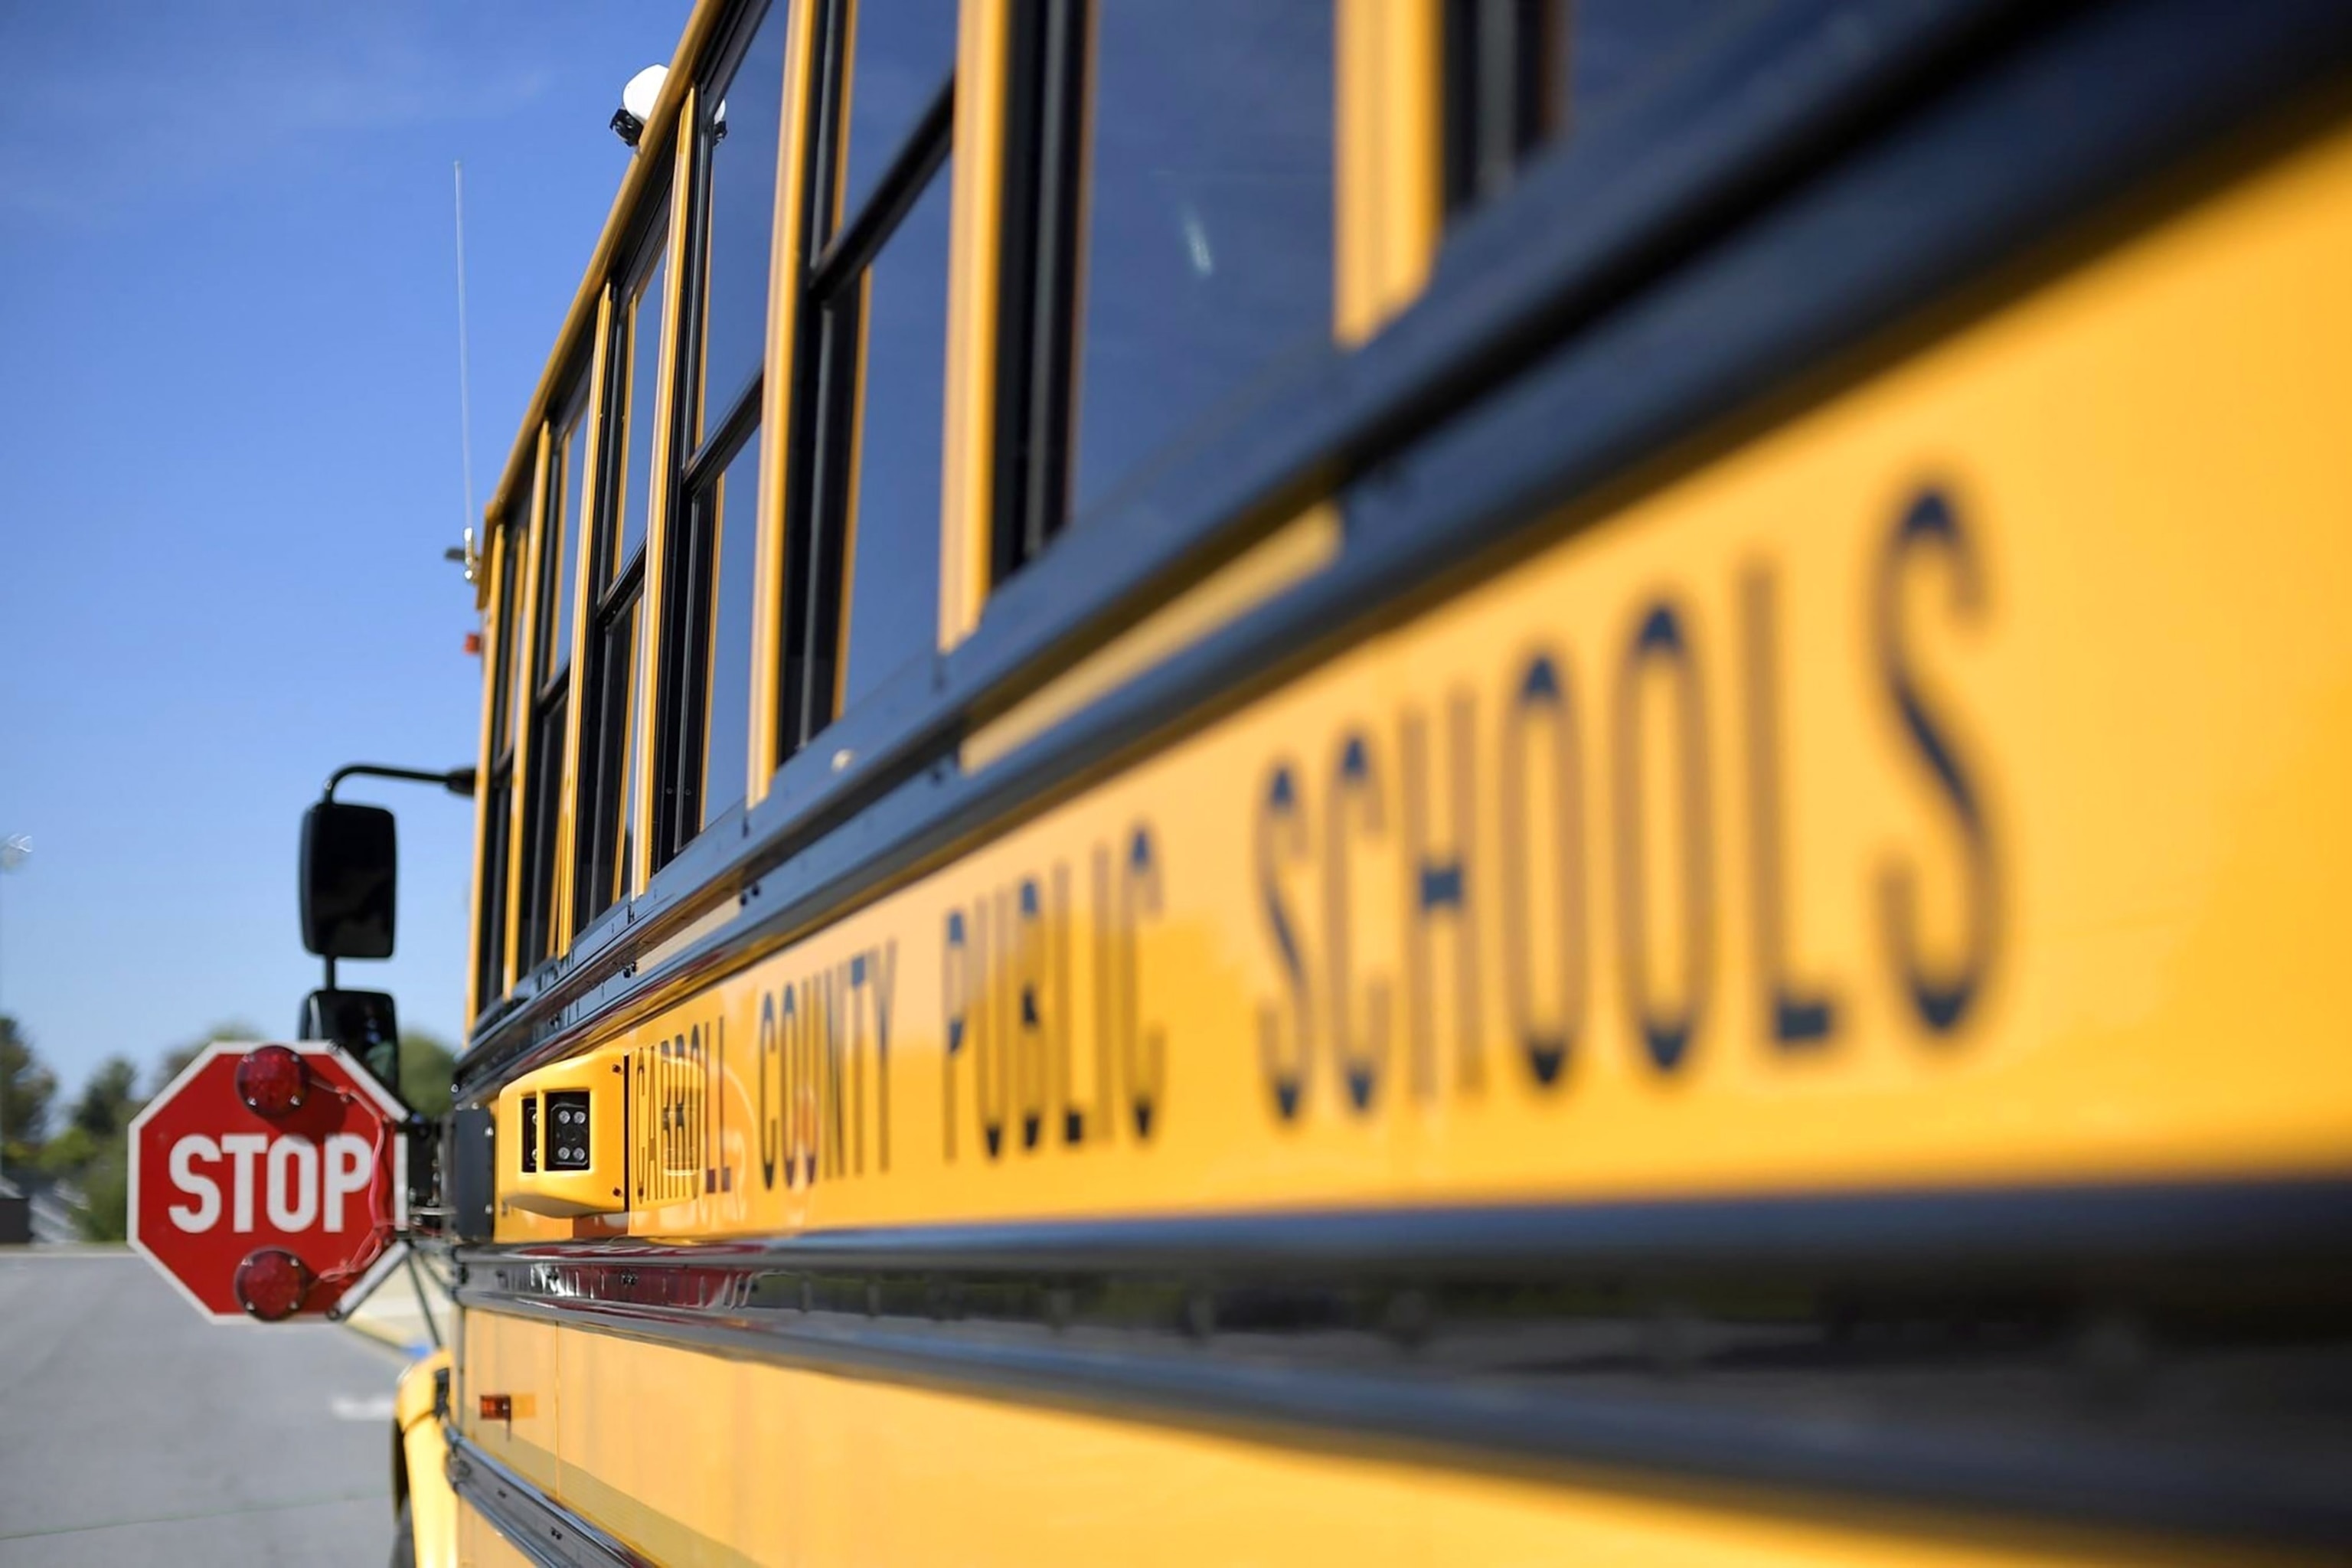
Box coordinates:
[449,159,479,580]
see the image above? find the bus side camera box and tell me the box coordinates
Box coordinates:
[497,1052,626,1217]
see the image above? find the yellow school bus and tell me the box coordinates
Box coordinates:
[388,0,2352,1562]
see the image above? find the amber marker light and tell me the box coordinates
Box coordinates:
[235,1045,310,1118]
[233,1249,315,1321]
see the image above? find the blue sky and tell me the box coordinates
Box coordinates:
[0,2,690,1098]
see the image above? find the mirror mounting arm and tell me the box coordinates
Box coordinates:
[323,763,477,802]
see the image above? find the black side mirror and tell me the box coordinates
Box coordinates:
[300,802,396,959]
[298,987,400,1093]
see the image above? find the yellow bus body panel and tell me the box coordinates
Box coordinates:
[495,116,2352,1249]
[395,1349,460,1568]
[459,1310,2321,1568]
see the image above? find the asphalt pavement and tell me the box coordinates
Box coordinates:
[0,1250,403,1567]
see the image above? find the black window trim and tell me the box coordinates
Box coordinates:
[531,368,596,706]
[773,0,958,764]
[517,358,597,974]
[991,0,1089,582]
[475,511,528,1011]
[653,0,792,867]
[574,203,676,934]
[1442,0,1565,215]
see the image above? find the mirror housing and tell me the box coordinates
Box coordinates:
[300,802,396,959]
[297,987,400,1094]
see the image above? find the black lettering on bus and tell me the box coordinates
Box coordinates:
[1017,878,1047,1152]
[1090,847,1117,1142]
[1743,565,1840,1049]
[871,941,895,1173]
[979,890,1010,1158]
[1877,487,1998,1034]
[783,981,812,1187]
[691,1021,710,1192]
[1053,863,1081,1146]
[1119,825,1166,1138]
[856,959,874,1175]
[758,991,779,1189]
[821,966,846,1181]
[1255,763,1313,1121]
[1614,601,1714,1073]
[1500,651,1588,1088]
[1325,733,1390,1112]
[942,911,965,1161]
[1402,694,1481,1098]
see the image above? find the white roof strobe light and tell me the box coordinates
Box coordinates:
[611,64,668,149]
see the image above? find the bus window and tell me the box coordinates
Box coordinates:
[1443,0,1742,213]
[539,385,590,685]
[694,0,788,440]
[474,508,525,1011]
[664,426,762,853]
[995,1,1333,577]
[701,426,761,823]
[518,375,592,971]
[606,240,668,586]
[835,1,959,229]
[656,0,788,864]
[838,159,950,711]
[578,223,671,929]
[776,0,955,756]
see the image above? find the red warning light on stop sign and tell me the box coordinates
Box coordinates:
[129,1043,407,1322]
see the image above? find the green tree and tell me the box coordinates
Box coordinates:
[1,1015,57,1170]
[398,1031,458,1119]
[70,1056,142,1141]
[76,1135,131,1241]
[32,1124,98,1178]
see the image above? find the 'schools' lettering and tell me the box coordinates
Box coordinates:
[1251,485,2001,1119]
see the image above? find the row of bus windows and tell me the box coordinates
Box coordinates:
[475,0,1738,1013]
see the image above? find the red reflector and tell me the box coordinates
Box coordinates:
[233,1248,315,1321]
[462,631,483,655]
[235,1045,309,1118]
[480,1393,512,1420]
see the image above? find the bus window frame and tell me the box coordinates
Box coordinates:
[987,0,1358,582]
[1440,0,1565,215]
[773,0,957,765]
[467,507,527,1024]
[654,0,789,871]
[514,351,601,977]
[575,185,681,936]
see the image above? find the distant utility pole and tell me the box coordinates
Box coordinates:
[0,834,29,1184]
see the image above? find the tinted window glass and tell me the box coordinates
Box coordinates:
[1568,0,1742,125]
[836,3,957,229]
[475,793,508,1006]
[612,599,643,901]
[489,515,523,756]
[612,246,668,581]
[541,402,590,679]
[1070,4,1331,520]
[701,2,790,424]
[520,690,567,969]
[840,164,949,710]
[701,428,762,825]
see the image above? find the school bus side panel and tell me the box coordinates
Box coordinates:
[498,113,2352,1248]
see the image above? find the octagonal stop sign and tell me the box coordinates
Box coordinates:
[129,1042,408,1321]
